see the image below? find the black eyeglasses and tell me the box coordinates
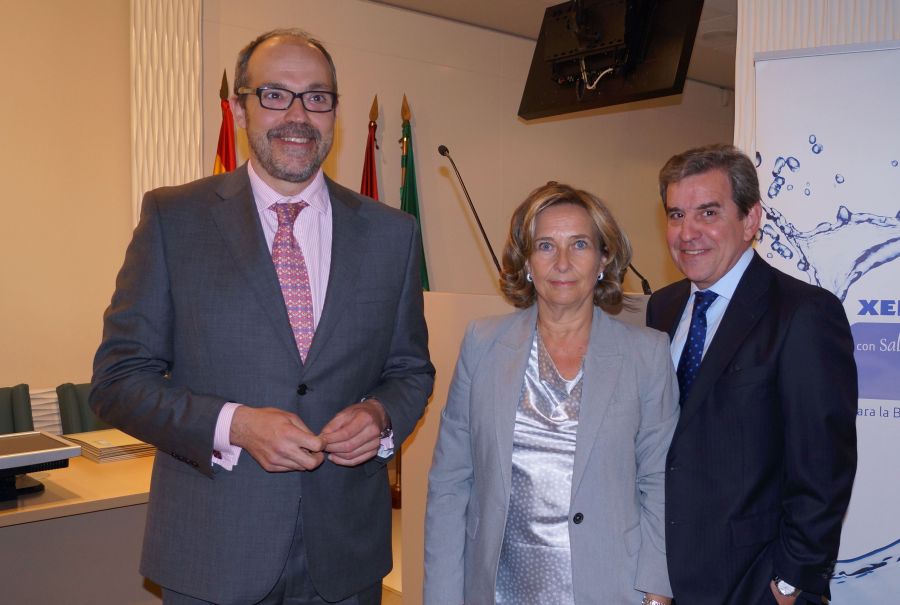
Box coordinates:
[237,86,337,112]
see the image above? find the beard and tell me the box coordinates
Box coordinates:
[248,122,333,183]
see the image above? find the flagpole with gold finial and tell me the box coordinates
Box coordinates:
[219,69,229,102]
[399,93,429,292]
[399,94,410,186]
[360,95,380,199]
[213,70,236,175]
[369,95,379,131]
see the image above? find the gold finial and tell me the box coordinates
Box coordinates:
[401,94,410,122]
[219,70,229,101]
[369,95,379,122]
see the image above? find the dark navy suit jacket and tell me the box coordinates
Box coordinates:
[647,252,857,605]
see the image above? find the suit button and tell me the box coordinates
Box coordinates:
[297,384,308,395]
[668,465,678,471]
[573,513,584,524]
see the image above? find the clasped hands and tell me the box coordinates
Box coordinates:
[229,399,388,472]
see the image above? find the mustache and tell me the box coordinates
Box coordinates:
[267,123,321,141]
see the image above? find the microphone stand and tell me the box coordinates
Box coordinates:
[439,144,651,296]
[438,145,502,276]
[628,263,652,295]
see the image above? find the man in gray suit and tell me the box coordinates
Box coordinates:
[91,29,434,605]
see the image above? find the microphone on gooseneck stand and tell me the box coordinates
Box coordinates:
[628,263,653,295]
[437,145,502,276]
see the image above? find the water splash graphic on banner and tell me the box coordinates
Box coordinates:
[756,138,900,302]
[831,538,900,602]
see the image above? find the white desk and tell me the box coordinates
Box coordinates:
[0,455,161,604]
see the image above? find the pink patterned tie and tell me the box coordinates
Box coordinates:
[271,202,314,361]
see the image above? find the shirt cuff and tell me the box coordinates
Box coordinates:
[212,402,243,470]
[377,429,394,459]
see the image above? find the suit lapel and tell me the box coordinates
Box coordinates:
[655,280,691,339]
[572,309,622,496]
[491,307,536,501]
[209,166,302,368]
[302,178,367,369]
[675,253,773,435]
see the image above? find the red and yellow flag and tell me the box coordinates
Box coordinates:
[213,70,236,175]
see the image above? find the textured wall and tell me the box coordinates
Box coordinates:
[131,0,203,223]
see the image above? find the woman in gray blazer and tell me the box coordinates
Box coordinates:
[425,183,678,605]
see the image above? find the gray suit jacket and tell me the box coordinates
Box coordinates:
[424,305,677,604]
[91,165,434,604]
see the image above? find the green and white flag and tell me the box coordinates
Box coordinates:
[400,95,429,291]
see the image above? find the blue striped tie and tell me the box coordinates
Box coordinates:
[676,290,718,405]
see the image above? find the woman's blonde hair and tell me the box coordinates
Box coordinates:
[500,182,632,309]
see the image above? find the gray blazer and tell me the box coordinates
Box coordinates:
[90,165,434,604]
[424,305,677,604]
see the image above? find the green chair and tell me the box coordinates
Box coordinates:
[56,382,113,434]
[0,384,34,434]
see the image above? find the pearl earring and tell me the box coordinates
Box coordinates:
[597,272,604,282]
[526,273,533,283]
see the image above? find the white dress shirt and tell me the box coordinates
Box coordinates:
[670,247,755,367]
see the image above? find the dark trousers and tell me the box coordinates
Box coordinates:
[163,509,382,605]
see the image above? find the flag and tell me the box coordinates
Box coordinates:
[360,95,379,200]
[213,70,236,175]
[399,95,429,291]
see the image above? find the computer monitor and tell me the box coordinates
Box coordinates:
[0,432,81,501]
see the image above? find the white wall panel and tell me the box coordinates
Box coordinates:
[131,0,204,224]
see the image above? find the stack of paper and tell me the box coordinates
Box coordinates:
[64,429,155,463]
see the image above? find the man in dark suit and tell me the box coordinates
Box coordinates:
[91,29,433,605]
[646,144,857,605]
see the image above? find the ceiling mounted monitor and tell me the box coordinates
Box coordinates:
[518,0,704,120]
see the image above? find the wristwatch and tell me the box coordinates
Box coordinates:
[641,597,666,605]
[773,576,801,597]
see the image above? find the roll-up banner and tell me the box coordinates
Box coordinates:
[755,42,900,601]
